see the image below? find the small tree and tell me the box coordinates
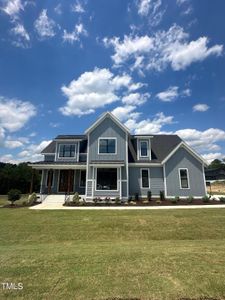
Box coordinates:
[147,191,152,201]
[160,191,165,201]
[72,192,80,204]
[7,189,21,206]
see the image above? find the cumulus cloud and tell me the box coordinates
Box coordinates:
[1,0,23,19]
[122,92,150,105]
[71,1,85,13]
[137,0,165,26]
[193,103,209,112]
[202,153,224,163]
[103,24,223,72]
[62,23,87,44]
[111,106,137,122]
[59,68,143,116]
[156,86,191,102]
[34,9,56,38]
[0,96,36,132]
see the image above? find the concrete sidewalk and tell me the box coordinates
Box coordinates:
[30,204,225,210]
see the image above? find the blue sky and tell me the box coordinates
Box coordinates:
[0,0,225,163]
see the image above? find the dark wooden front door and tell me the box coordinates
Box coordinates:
[58,170,74,193]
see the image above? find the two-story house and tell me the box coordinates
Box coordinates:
[30,112,207,200]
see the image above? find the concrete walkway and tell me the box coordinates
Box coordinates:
[30,203,225,210]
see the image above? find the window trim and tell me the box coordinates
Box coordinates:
[58,143,77,159]
[95,167,119,191]
[140,168,150,189]
[178,168,190,189]
[45,170,54,187]
[98,137,117,155]
[79,169,86,188]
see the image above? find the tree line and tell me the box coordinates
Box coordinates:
[0,162,41,194]
[208,158,225,170]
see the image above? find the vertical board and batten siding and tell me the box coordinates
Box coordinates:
[129,167,164,197]
[88,117,126,161]
[165,147,206,197]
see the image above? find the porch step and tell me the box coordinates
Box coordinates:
[43,195,65,204]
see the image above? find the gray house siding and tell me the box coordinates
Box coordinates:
[89,117,126,162]
[129,167,164,197]
[165,147,206,197]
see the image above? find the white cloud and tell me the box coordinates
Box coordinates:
[1,0,23,18]
[54,4,62,15]
[193,103,209,112]
[103,25,223,72]
[125,112,174,134]
[176,0,190,5]
[34,9,56,38]
[10,22,30,47]
[122,92,150,105]
[62,23,87,44]
[156,86,191,102]
[59,68,143,116]
[0,96,36,132]
[111,105,137,122]
[137,0,165,26]
[4,140,23,148]
[202,153,224,163]
[71,1,85,13]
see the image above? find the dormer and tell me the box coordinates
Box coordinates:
[136,136,153,161]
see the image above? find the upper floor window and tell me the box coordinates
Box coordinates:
[140,141,148,157]
[59,144,76,158]
[98,138,116,154]
[179,168,190,189]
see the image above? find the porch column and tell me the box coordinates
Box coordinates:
[47,170,53,194]
[29,169,34,194]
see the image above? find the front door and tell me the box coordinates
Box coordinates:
[58,170,74,193]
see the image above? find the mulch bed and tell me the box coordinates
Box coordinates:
[64,198,224,207]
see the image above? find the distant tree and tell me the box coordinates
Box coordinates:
[208,159,225,170]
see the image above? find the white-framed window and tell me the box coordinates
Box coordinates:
[98,138,117,154]
[141,168,150,189]
[96,168,118,191]
[58,144,76,158]
[79,170,86,188]
[140,140,149,157]
[179,168,190,189]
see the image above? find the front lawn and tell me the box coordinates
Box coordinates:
[1,208,225,299]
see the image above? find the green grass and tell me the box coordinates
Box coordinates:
[0,194,29,206]
[1,208,225,299]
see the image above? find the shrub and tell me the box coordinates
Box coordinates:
[160,191,165,201]
[128,196,132,202]
[115,197,120,205]
[130,201,136,205]
[135,193,139,202]
[187,196,194,204]
[72,192,80,204]
[219,197,225,203]
[104,197,111,204]
[147,191,152,201]
[8,189,21,205]
[156,199,161,205]
[202,195,210,203]
[28,192,37,205]
[171,197,179,204]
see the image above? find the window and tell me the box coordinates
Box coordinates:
[179,169,190,189]
[96,168,117,190]
[99,138,116,154]
[141,169,150,188]
[79,170,86,187]
[46,170,53,187]
[59,144,76,158]
[140,141,148,157]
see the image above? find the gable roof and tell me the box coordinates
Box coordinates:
[85,112,130,134]
[41,141,56,154]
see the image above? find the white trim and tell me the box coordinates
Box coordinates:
[58,143,77,160]
[77,141,80,162]
[79,169,86,188]
[202,163,207,196]
[40,170,44,193]
[85,133,90,198]
[54,139,83,142]
[98,137,117,155]
[140,168,150,189]
[162,142,208,166]
[42,153,55,155]
[85,111,130,134]
[129,163,161,167]
[178,168,190,190]
[89,163,124,167]
[120,167,122,199]
[45,170,54,188]
[95,167,119,192]
[163,164,167,198]
[137,138,151,160]
[140,140,149,158]
[29,164,86,170]
[126,133,129,199]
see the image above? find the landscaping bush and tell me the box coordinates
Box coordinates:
[171,197,179,204]
[7,189,21,205]
[115,197,120,205]
[188,196,194,204]
[202,195,210,203]
[28,192,37,205]
[160,191,165,201]
[72,192,80,204]
[219,197,225,203]
[128,196,132,202]
[147,191,152,201]
[104,197,111,204]
[135,193,139,202]
[156,199,161,204]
